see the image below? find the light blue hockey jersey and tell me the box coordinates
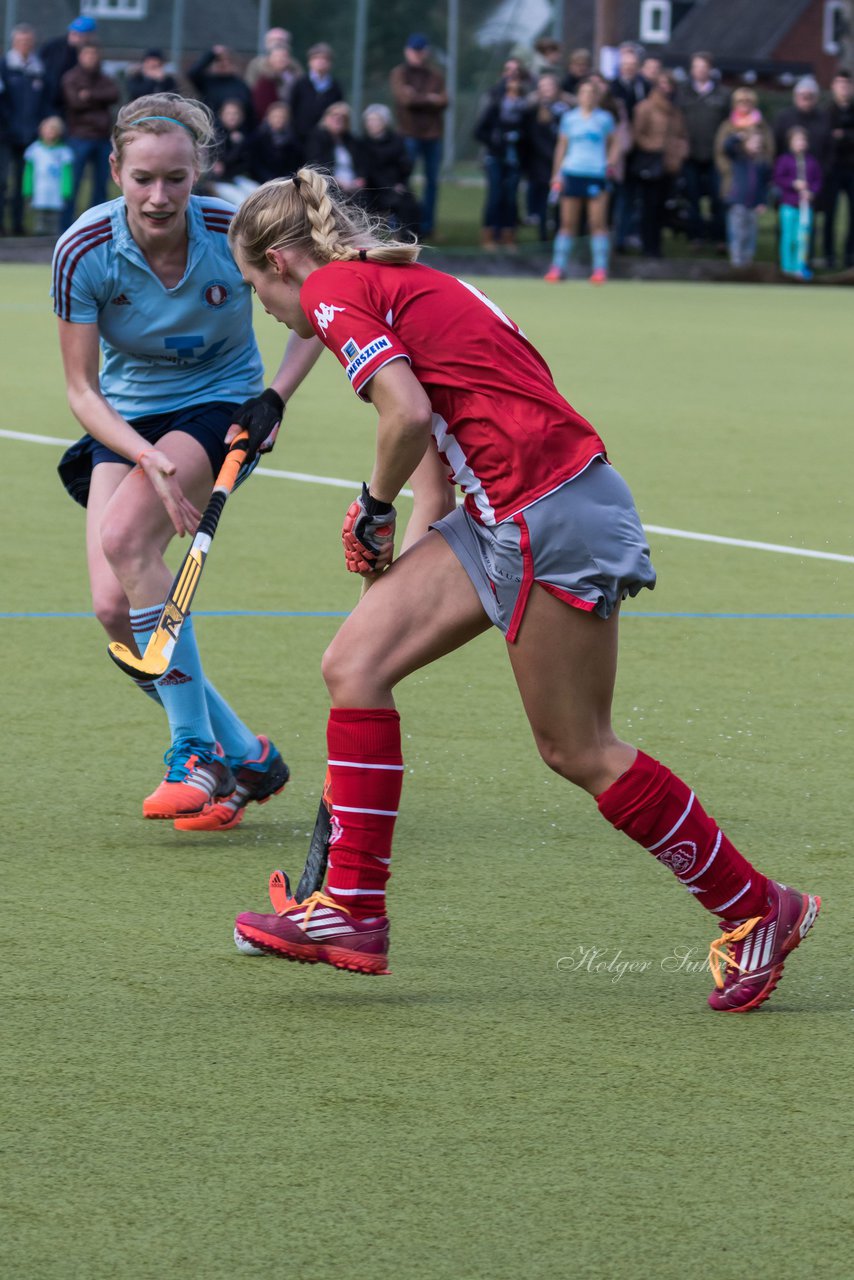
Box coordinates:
[52,196,264,418]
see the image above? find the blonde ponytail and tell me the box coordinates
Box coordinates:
[228,166,421,271]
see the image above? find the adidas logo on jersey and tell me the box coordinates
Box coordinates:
[111,293,131,305]
[159,668,192,686]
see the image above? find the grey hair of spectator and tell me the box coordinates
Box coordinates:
[12,22,36,38]
[793,75,820,97]
[618,41,642,56]
[362,103,392,130]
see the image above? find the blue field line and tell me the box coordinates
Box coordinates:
[3,609,854,621]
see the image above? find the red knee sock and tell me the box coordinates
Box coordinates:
[325,708,404,920]
[596,751,769,920]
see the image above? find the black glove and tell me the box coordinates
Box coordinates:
[230,388,284,460]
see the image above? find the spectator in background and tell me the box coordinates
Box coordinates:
[1,23,49,234]
[563,48,593,98]
[545,77,619,282]
[61,39,119,228]
[390,33,448,237]
[245,28,300,89]
[188,46,255,132]
[522,71,569,241]
[125,49,177,103]
[361,103,421,235]
[774,125,822,278]
[610,42,648,252]
[23,114,73,236]
[530,37,563,80]
[249,101,302,184]
[632,70,688,258]
[208,98,258,207]
[822,71,854,270]
[40,15,95,115]
[475,67,527,250]
[305,101,367,199]
[714,88,774,267]
[251,42,301,122]
[773,76,830,160]
[290,43,344,146]
[641,55,663,88]
[677,51,729,248]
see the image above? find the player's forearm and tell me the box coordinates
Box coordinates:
[66,384,148,461]
[269,332,325,404]
[369,412,432,505]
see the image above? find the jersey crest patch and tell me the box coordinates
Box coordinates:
[344,335,392,384]
[314,301,345,332]
[202,280,230,308]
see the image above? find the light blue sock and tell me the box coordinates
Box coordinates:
[592,233,609,273]
[129,605,215,748]
[552,232,573,269]
[202,680,262,766]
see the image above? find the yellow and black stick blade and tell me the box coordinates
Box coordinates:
[107,640,170,680]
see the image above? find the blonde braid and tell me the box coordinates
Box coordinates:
[298,168,357,263]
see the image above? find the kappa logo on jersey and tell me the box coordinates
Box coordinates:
[111,293,131,306]
[657,842,697,876]
[202,280,229,308]
[314,301,345,332]
[341,337,360,360]
[344,335,392,383]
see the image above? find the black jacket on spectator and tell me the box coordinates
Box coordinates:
[304,124,367,179]
[678,81,730,163]
[522,101,565,185]
[825,101,854,170]
[39,35,78,114]
[125,70,179,102]
[249,122,303,183]
[290,74,345,144]
[474,94,527,164]
[609,73,647,121]
[773,105,830,163]
[361,128,420,233]
[188,51,255,130]
[1,50,49,146]
[212,123,253,182]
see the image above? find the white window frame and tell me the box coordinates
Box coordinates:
[81,0,149,20]
[640,0,672,44]
[823,0,846,54]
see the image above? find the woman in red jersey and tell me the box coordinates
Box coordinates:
[229,168,819,1012]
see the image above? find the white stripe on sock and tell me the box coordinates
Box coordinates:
[646,792,695,852]
[712,880,751,916]
[332,804,398,816]
[327,759,404,771]
[329,886,386,896]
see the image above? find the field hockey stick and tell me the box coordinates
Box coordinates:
[107,430,250,680]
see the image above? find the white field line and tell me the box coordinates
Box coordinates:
[3,426,852,565]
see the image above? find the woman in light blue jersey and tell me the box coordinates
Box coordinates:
[53,94,317,830]
[545,79,620,284]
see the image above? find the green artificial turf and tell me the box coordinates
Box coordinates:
[2,267,852,1279]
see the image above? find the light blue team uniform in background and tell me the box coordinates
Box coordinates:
[559,108,615,178]
[52,195,263,419]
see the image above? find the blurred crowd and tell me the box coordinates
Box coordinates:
[0,16,852,279]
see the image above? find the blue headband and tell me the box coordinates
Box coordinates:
[129,115,195,134]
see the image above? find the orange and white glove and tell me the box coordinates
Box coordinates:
[342,483,397,574]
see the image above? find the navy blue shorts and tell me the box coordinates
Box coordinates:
[562,174,611,200]
[58,400,255,507]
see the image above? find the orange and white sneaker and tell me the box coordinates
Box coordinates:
[174,735,289,831]
[707,881,821,1012]
[589,268,607,285]
[143,740,235,820]
[234,881,390,975]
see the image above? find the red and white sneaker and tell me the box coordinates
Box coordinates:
[589,268,607,285]
[174,735,289,831]
[707,881,821,1012]
[143,740,235,819]
[543,264,564,283]
[234,883,390,975]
